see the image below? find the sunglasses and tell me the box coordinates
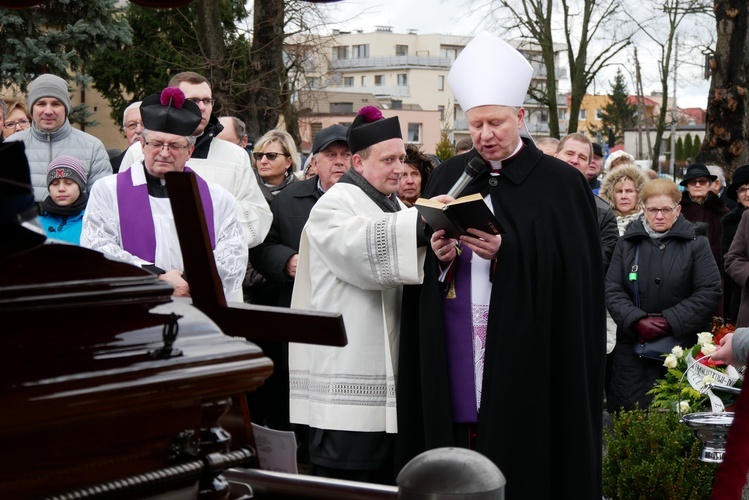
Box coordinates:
[253,152,289,161]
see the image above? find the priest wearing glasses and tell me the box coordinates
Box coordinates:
[81,87,247,302]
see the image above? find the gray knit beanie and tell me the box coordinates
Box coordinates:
[28,74,71,115]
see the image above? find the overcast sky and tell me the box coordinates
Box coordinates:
[318,0,712,109]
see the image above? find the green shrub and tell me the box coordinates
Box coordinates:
[603,408,717,499]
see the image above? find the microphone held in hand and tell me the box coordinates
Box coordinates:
[446,157,488,199]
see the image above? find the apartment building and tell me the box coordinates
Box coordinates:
[299,27,567,147]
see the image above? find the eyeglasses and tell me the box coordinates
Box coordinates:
[187,97,215,107]
[253,152,289,161]
[687,178,711,186]
[144,141,191,153]
[644,206,678,216]
[738,187,749,196]
[124,121,143,131]
[3,119,30,129]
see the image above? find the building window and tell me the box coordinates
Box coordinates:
[595,108,603,120]
[397,73,408,86]
[343,77,354,87]
[361,76,366,86]
[333,46,348,60]
[352,44,369,59]
[306,76,321,89]
[408,123,421,143]
[396,44,408,56]
[579,109,587,121]
[438,105,445,120]
[438,75,445,91]
[375,75,384,86]
[539,110,548,123]
[440,46,458,59]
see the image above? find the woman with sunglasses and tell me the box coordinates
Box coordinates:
[252,130,299,195]
[606,178,721,412]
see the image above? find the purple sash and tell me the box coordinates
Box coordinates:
[116,165,215,263]
[442,246,479,423]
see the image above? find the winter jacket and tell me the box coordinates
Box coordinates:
[596,195,618,273]
[605,215,721,411]
[5,121,111,202]
[722,205,746,322]
[724,210,749,327]
[38,210,85,245]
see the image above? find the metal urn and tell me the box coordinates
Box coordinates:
[680,412,734,463]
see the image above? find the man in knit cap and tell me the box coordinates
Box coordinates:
[5,74,111,202]
[288,106,426,484]
[81,87,247,302]
[396,32,605,499]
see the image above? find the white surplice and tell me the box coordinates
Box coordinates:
[80,162,248,302]
[289,182,426,434]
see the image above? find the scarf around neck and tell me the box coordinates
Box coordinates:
[338,166,400,213]
[41,191,87,217]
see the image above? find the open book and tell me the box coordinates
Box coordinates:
[414,192,504,239]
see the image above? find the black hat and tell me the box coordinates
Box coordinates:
[680,162,717,186]
[312,124,349,154]
[592,143,603,158]
[140,87,202,136]
[727,165,749,200]
[347,106,402,154]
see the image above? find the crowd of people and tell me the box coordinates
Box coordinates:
[6,29,749,499]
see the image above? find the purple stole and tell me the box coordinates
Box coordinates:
[442,246,479,423]
[116,165,215,263]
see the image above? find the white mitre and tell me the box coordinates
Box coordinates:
[448,31,534,110]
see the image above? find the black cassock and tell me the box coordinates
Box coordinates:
[396,140,606,499]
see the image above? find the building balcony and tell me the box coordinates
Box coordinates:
[329,55,455,71]
[329,85,411,98]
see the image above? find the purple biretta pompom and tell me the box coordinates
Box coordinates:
[160,87,186,109]
[357,105,384,123]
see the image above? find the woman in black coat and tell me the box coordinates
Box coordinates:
[606,178,722,412]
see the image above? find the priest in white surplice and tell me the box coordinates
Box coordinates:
[289,106,426,484]
[81,87,247,302]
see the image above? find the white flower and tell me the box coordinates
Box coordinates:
[671,346,684,358]
[703,375,715,385]
[664,354,678,369]
[701,343,717,356]
[679,400,690,413]
[697,332,714,346]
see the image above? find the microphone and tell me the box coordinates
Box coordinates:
[446,157,488,198]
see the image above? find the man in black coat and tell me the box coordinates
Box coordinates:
[396,31,605,499]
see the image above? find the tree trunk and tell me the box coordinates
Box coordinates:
[245,0,284,139]
[194,0,228,108]
[700,0,749,179]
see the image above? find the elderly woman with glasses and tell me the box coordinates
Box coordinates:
[252,130,299,194]
[2,100,32,139]
[605,178,721,412]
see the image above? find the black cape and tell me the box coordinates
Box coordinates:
[396,141,606,499]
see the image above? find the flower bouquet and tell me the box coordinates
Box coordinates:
[648,318,744,414]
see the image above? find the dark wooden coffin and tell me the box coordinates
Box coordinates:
[0,243,273,498]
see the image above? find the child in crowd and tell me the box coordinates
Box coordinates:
[38,156,88,244]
